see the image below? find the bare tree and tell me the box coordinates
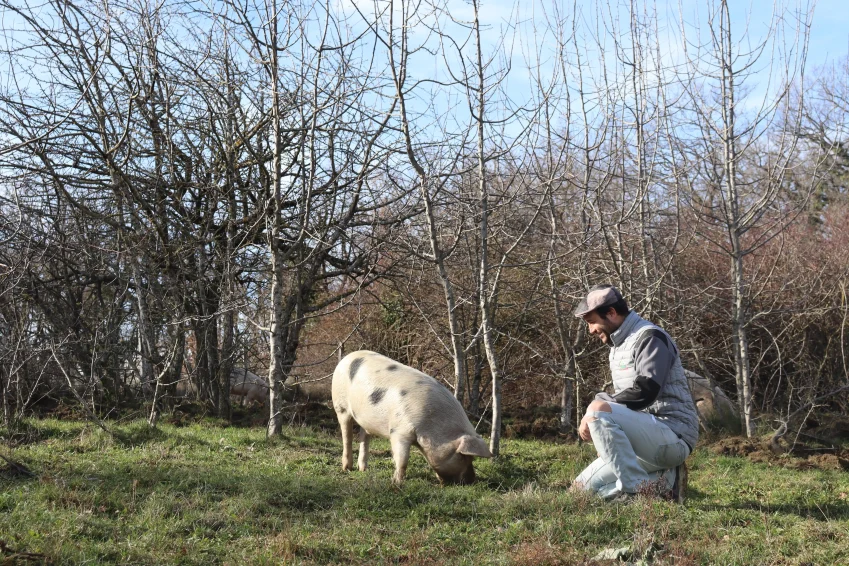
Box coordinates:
[221,0,399,435]
[676,0,815,436]
[358,0,473,403]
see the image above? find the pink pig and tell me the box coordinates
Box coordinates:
[332,351,492,485]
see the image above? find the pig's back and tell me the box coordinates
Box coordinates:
[332,351,471,438]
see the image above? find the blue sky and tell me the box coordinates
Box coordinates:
[440,0,849,132]
[804,0,849,67]
[676,0,848,68]
[2,0,846,158]
[450,0,849,74]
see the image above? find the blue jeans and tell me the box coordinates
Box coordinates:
[574,402,690,498]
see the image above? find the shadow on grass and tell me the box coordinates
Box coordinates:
[699,499,849,521]
[2,419,82,446]
[682,486,708,500]
[0,460,38,484]
[72,423,219,451]
[59,457,354,520]
[115,424,168,446]
[483,453,541,492]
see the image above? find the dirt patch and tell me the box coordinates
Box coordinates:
[709,436,849,471]
[786,453,849,471]
[508,541,575,565]
[710,437,762,457]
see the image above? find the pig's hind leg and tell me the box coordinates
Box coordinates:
[357,428,371,471]
[336,410,354,471]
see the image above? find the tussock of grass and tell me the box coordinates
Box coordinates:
[1,418,848,565]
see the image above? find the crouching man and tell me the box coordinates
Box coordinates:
[572,285,698,502]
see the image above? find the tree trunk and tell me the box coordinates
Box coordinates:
[266,259,287,436]
[469,348,483,416]
[415,152,466,404]
[470,0,502,456]
[731,249,755,436]
[132,260,156,397]
[560,373,574,434]
[204,310,221,411]
[218,57,238,421]
[1,357,9,429]
[266,0,285,436]
[165,322,185,405]
[719,0,755,438]
[219,309,235,421]
[191,317,210,402]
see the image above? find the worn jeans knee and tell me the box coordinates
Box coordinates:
[586,409,612,422]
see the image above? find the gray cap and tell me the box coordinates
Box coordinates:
[573,285,624,317]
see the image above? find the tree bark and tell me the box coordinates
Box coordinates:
[266,0,286,436]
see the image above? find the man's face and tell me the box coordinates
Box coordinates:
[581,310,618,345]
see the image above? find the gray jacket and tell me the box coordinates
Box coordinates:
[596,311,699,450]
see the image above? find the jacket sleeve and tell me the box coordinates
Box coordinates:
[600,329,677,411]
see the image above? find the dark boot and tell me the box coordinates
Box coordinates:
[670,461,688,504]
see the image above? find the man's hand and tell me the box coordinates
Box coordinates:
[579,398,615,442]
[578,415,593,442]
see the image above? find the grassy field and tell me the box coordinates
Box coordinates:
[1,415,848,565]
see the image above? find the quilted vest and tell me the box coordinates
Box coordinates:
[609,311,699,449]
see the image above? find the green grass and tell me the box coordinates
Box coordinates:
[1,418,848,565]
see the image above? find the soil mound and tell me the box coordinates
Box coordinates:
[709,436,849,471]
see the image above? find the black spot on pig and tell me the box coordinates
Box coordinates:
[369,388,387,405]
[390,428,395,434]
[349,357,365,382]
[337,406,346,414]
[400,390,408,397]
[387,365,399,371]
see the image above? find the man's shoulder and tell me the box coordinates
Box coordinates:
[613,312,674,350]
[635,327,670,347]
[632,323,679,358]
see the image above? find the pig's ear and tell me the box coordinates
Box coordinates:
[457,435,493,458]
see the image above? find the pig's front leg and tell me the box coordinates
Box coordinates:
[337,412,354,471]
[358,428,371,471]
[389,435,411,486]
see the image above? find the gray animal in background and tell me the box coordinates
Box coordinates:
[332,350,493,485]
[684,370,740,432]
[230,368,268,406]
